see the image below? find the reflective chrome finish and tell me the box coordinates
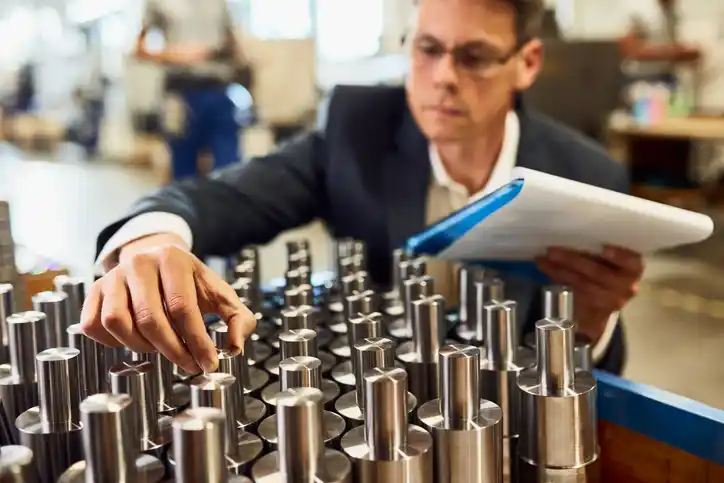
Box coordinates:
[388,272,433,340]
[455,276,505,345]
[215,350,267,432]
[52,276,85,325]
[132,352,190,415]
[31,292,70,349]
[67,324,104,398]
[0,284,14,363]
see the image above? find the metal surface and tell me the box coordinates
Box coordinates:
[0,312,42,443]
[283,287,314,311]
[418,345,503,483]
[523,332,594,372]
[16,348,83,483]
[252,387,352,483]
[455,277,505,345]
[280,306,318,332]
[479,301,535,481]
[330,310,383,360]
[232,277,261,314]
[262,378,340,411]
[210,323,270,392]
[57,393,165,483]
[52,276,85,325]
[388,273,433,340]
[383,249,408,305]
[518,318,598,470]
[340,367,433,482]
[262,357,339,410]
[181,373,263,475]
[516,458,601,483]
[265,330,335,377]
[397,295,446,404]
[216,350,267,432]
[109,360,173,453]
[257,409,346,451]
[0,284,14,363]
[172,407,228,483]
[336,338,416,427]
[31,291,70,349]
[132,352,190,415]
[66,323,104,398]
[543,285,575,320]
[0,445,36,483]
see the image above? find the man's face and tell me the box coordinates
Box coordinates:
[406,0,542,143]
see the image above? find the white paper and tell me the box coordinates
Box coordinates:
[438,167,715,261]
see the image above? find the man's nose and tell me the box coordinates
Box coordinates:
[432,53,460,88]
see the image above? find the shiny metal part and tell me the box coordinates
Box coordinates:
[132,352,190,415]
[388,273,433,340]
[264,330,335,377]
[209,320,272,370]
[52,276,85,325]
[280,305,318,332]
[0,284,14,363]
[397,295,446,404]
[57,393,165,483]
[108,360,173,453]
[17,348,83,483]
[252,388,352,483]
[232,277,261,313]
[261,357,340,410]
[331,311,383,360]
[66,323,104,398]
[543,285,575,320]
[382,249,408,305]
[518,319,598,471]
[216,350,267,432]
[418,345,503,483]
[0,312,43,443]
[340,367,432,482]
[0,445,36,483]
[455,277,505,345]
[172,408,229,483]
[335,338,416,428]
[288,249,311,272]
[31,291,70,349]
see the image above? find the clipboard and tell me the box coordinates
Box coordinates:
[404,167,714,279]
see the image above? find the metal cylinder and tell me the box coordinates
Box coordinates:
[543,285,575,320]
[518,319,598,470]
[173,407,228,483]
[0,445,35,483]
[232,277,260,314]
[457,265,488,326]
[338,254,365,282]
[283,287,314,311]
[67,324,103,398]
[343,290,377,323]
[7,312,44,381]
[37,348,81,425]
[347,312,382,357]
[53,276,85,325]
[281,306,318,332]
[456,277,505,344]
[288,250,311,271]
[389,273,433,340]
[340,272,368,300]
[31,291,70,349]
[278,387,325,479]
[132,352,189,414]
[354,339,395,410]
[215,350,267,433]
[0,284,14,363]
[341,367,432,482]
[418,345,504,483]
[280,329,318,359]
[280,356,322,391]
[335,239,365,278]
[190,373,241,453]
[109,360,171,452]
[388,249,408,298]
[396,258,427,304]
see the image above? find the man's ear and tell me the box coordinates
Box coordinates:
[515,39,544,91]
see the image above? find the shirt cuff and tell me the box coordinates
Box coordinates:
[592,311,620,363]
[94,212,194,274]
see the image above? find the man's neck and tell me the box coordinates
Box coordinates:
[435,113,508,195]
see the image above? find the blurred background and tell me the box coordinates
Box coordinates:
[0,0,723,408]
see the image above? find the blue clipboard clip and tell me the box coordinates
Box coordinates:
[402,178,550,283]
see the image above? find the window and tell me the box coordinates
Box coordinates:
[316,0,384,61]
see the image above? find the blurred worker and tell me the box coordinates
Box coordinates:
[83,0,643,377]
[619,0,700,85]
[135,0,249,179]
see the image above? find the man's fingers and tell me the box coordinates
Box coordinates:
[602,245,645,275]
[158,246,218,372]
[194,260,256,350]
[101,271,155,353]
[80,281,123,348]
[123,253,200,374]
[537,258,625,311]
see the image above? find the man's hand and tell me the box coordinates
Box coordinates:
[535,245,644,343]
[675,44,701,63]
[81,234,256,374]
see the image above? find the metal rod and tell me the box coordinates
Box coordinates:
[397,258,427,301]
[457,266,488,326]
[280,356,322,391]
[439,345,480,428]
[216,350,246,415]
[543,286,574,321]
[348,312,382,356]
[471,279,505,339]
[37,348,81,425]
[80,393,136,481]
[132,352,174,412]
[109,361,160,447]
[404,275,434,334]
[364,367,408,460]
[53,276,85,325]
[31,291,70,349]
[354,338,395,410]
[483,301,517,367]
[0,284,14,358]
[390,249,408,296]
[536,318,576,396]
[412,295,446,363]
[344,291,377,322]
[277,387,325,480]
[7,312,44,381]
[280,329,318,359]
[67,324,103,397]
[281,306,317,331]
[173,408,228,483]
[190,373,240,458]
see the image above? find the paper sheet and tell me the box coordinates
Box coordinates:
[438,167,714,261]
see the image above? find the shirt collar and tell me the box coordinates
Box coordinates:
[429,110,520,200]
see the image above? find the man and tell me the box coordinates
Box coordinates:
[82,0,644,377]
[135,0,248,179]
[619,0,700,85]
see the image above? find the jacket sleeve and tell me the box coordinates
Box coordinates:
[95,130,328,259]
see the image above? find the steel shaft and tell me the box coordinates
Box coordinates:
[0,284,14,363]
[456,277,505,344]
[53,276,85,325]
[280,356,322,391]
[173,408,228,483]
[67,324,104,398]
[31,292,70,349]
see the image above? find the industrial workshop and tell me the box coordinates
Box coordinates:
[1,0,724,481]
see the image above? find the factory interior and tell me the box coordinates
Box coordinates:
[1,0,724,481]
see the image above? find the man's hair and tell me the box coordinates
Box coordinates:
[412,0,545,43]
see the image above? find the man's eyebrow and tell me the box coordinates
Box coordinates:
[414,33,502,51]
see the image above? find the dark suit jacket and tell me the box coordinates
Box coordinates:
[98,85,629,374]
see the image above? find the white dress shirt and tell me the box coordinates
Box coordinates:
[97,110,618,360]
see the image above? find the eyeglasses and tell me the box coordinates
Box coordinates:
[403,34,524,79]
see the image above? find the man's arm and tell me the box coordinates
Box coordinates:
[619,14,699,63]
[96,131,327,268]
